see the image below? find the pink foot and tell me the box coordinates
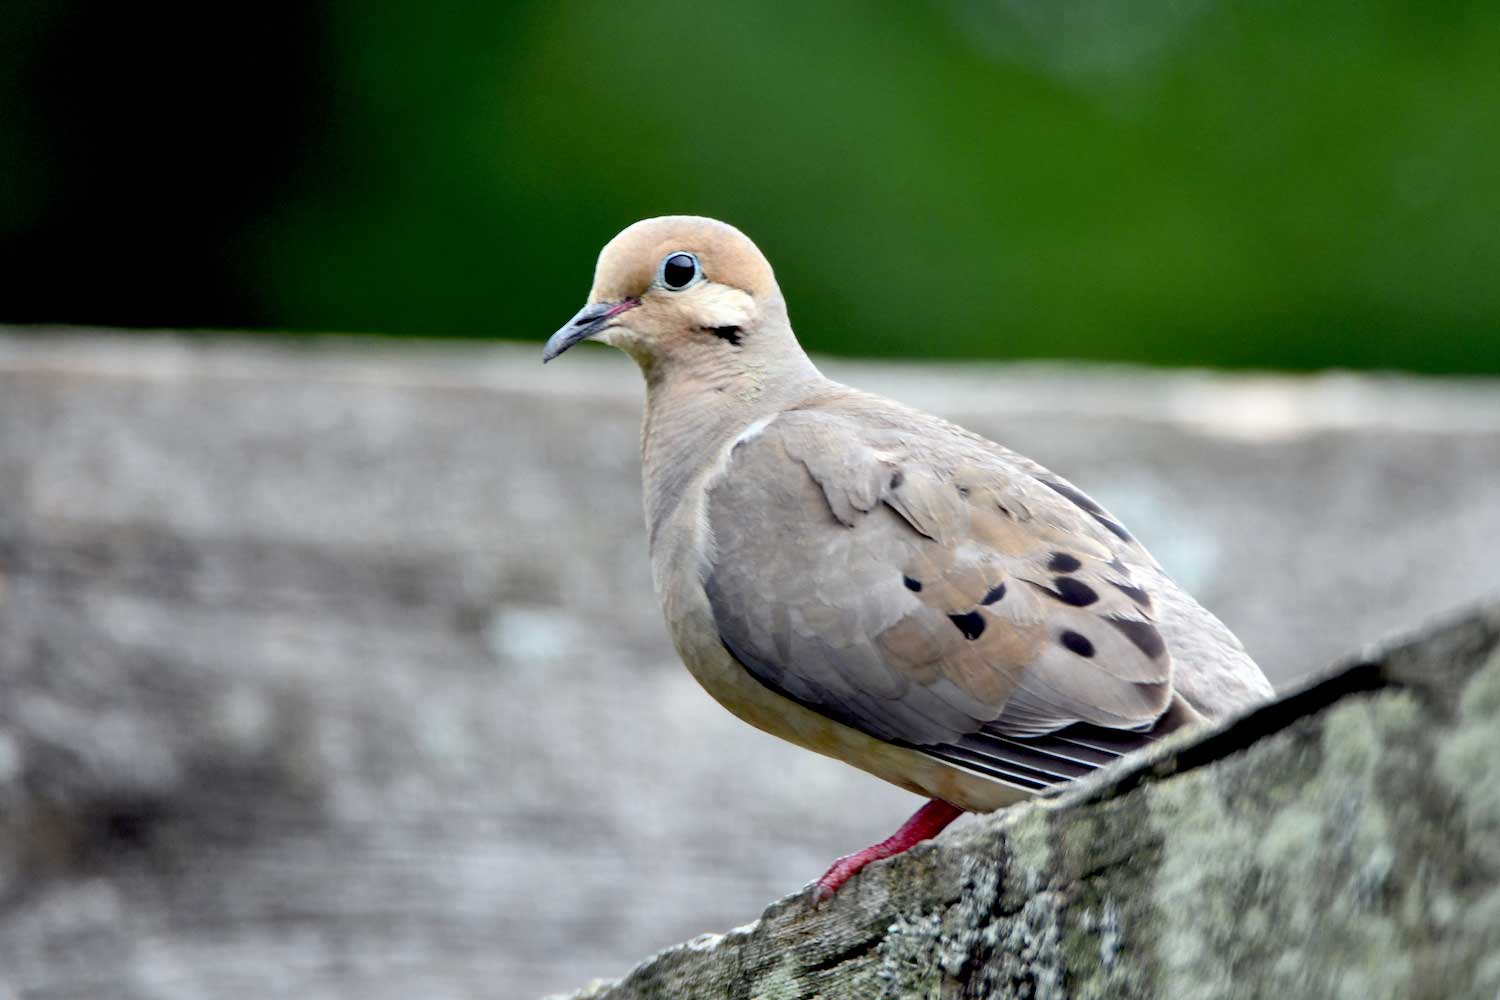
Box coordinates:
[814,798,964,900]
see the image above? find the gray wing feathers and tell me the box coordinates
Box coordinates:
[704,407,1177,756]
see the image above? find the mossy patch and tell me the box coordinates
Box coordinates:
[1145,681,1500,1000]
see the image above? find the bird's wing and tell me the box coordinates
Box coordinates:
[703,405,1177,791]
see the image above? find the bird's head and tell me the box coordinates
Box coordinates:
[544,216,802,379]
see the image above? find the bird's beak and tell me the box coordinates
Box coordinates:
[543,298,640,363]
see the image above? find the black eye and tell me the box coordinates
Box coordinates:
[661,252,699,290]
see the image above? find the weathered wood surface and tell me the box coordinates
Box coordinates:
[560,604,1500,999]
[2,330,1499,998]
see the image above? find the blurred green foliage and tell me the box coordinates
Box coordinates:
[5,0,1499,371]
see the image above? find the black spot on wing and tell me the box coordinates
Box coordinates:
[948,611,986,640]
[1050,577,1098,607]
[1048,552,1082,573]
[1093,515,1134,544]
[1106,616,1167,659]
[981,582,1007,605]
[1060,630,1095,657]
[889,470,904,489]
[903,575,923,592]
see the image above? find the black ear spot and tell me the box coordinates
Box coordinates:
[1059,630,1095,658]
[703,326,743,346]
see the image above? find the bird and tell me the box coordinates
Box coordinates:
[543,216,1273,899]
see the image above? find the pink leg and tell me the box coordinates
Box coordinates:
[814,798,964,900]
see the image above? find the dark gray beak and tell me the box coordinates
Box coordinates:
[543,298,640,363]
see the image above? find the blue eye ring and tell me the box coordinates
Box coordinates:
[658,251,701,291]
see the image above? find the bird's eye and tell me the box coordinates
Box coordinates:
[660,252,700,291]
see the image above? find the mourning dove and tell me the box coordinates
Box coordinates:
[544,216,1273,898]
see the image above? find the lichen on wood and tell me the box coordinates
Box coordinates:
[555,605,1500,1000]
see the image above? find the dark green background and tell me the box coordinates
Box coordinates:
[5,0,1497,371]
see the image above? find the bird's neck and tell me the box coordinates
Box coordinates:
[638,332,823,545]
